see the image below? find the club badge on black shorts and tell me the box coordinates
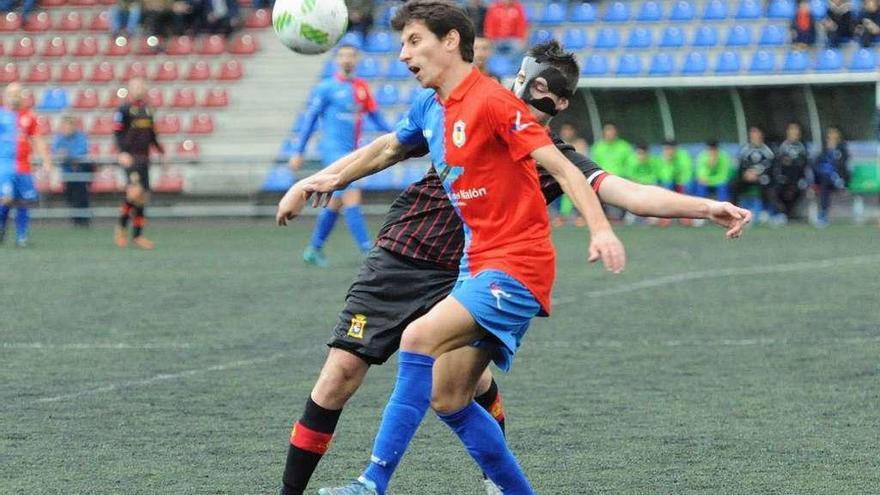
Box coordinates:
[347,314,367,339]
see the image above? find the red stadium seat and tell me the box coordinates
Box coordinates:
[185,61,210,81]
[245,8,271,28]
[89,61,115,83]
[23,12,51,32]
[89,115,115,135]
[10,37,35,59]
[58,62,84,84]
[171,87,196,108]
[57,11,83,31]
[202,87,228,107]
[166,35,194,56]
[87,141,102,157]
[216,59,243,80]
[43,0,70,8]
[152,61,179,82]
[175,139,200,159]
[72,88,99,109]
[70,0,97,6]
[73,36,99,57]
[153,167,184,193]
[0,63,18,84]
[104,87,125,108]
[0,12,22,32]
[198,34,226,55]
[90,166,121,193]
[135,36,161,56]
[40,37,68,57]
[187,113,214,134]
[146,87,164,107]
[25,63,52,84]
[105,36,131,56]
[0,41,4,57]
[228,34,258,55]
[155,115,181,135]
[122,61,148,81]
[89,10,109,31]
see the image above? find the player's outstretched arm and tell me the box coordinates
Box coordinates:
[531,144,626,273]
[596,176,751,239]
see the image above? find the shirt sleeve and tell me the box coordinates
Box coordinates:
[485,90,553,162]
[395,90,429,148]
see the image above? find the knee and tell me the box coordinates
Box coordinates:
[399,319,437,355]
[311,350,368,409]
[430,386,471,415]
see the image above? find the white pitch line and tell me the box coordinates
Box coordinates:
[2,342,197,350]
[553,253,880,305]
[533,335,880,349]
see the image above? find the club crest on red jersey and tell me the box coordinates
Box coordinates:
[452,120,466,148]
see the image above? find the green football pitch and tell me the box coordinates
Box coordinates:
[2,220,878,494]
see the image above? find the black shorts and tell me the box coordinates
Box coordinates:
[328,247,458,365]
[125,159,150,190]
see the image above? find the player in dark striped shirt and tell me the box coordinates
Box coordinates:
[274,41,751,495]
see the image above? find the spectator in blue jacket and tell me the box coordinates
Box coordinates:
[52,116,91,227]
[812,126,850,227]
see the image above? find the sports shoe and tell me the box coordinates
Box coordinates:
[317,477,378,495]
[14,238,27,248]
[132,236,155,250]
[303,245,328,267]
[483,478,503,495]
[114,226,128,248]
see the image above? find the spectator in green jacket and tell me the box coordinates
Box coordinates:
[590,122,633,177]
[624,142,660,185]
[656,140,693,193]
[695,140,733,202]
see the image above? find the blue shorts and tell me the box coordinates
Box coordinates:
[0,173,38,203]
[450,270,541,372]
[321,152,362,199]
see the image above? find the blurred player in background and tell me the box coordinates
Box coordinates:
[289,43,392,267]
[732,126,777,223]
[0,82,52,248]
[113,77,164,250]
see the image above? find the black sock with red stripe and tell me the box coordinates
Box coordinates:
[132,206,145,238]
[118,201,134,228]
[280,397,342,495]
[475,378,506,436]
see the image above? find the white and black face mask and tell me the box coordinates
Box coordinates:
[511,55,577,116]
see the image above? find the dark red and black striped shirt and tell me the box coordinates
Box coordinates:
[376,134,608,270]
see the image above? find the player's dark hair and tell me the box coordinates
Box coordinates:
[603,121,617,129]
[391,0,475,63]
[707,139,719,148]
[527,40,580,91]
[663,139,677,146]
[635,141,648,151]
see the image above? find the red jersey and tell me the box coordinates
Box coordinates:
[13,108,39,174]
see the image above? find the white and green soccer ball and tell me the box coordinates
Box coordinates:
[272,0,349,55]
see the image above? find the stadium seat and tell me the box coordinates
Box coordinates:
[365,31,394,53]
[171,87,196,108]
[58,62,84,84]
[736,0,764,19]
[88,10,109,31]
[228,34,258,55]
[155,115,181,135]
[103,87,124,109]
[766,0,795,18]
[122,61,148,81]
[539,3,566,25]
[759,24,786,46]
[188,114,214,135]
[217,59,243,80]
[23,12,51,32]
[529,29,553,46]
[167,35,194,56]
[58,11,84,31]
[637,1,663,21]
[811,0,828,17]
[72,88,99,109]
[649,52,675,76]
[175,139,201,160]
[581,54,609,76]
[524,2,541,23]
[375,84,400,106]
[0,12,22,31]
[153,167,184,193]
[152,61,179,82]
[244,8,271,29]
[404,86,421,105]
[356,57,380,79]
[782,50,810,72]
[616,53,642,76]
[37,88,68,112]
[715,51,742,73]
[42,0,67,6]
[41,36,67,57]
[660,26,685,47]
[0,41,4,57]
[87,142,102,159]
[88,61,115,83]
[202,87,229,108]
[570,2,597,23]
[339,31,364,49]
[70,0,97,6]
[562,28,588,50]
[814,49,843,71]
[74,36,98,57]
[848,48,877,71]
[146,87,164,107]
[627,27,654,49]
[104,36,130,57]
[749,50,776,73]
[594,27,620,49]
[90,166,121,194]
[89,115,115,136]
[10,37,35,58]
[198,35,226,55]
[726,25,753,46]
[385,60,411,80]
[604,1,630,22]
[185,61,211,81]
[26,63,52,84]
[669,0,695,21]
[0,63,18,84]
[702,0,728,20]
[693,25,719,47]
[487,55,516,77]
[681,51,709,74]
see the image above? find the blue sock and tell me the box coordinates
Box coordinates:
[309,209,338,250]
[0,205,9,232]
[15,207,29,241]
[362,351,434,494]
[438,402,534,495]
[343,205,372,252]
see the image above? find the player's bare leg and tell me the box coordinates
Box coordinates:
[129,187,154,250]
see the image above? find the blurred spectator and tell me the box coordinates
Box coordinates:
[171,0,206,36]
[204,0,241,36]
[142,0,174,39]
[821,0,855,48]
[473,37,499,81]
[856,0,880,47]
[0,0,35,22]
[732,126,779,221]
[657,140,693,193]
[52,116,91,227]
[484,0,528,55]
[590,122,633,178]
[558,123,588,155]
[624,142,660,186]
[347,0,375,38]
[812,126,850,227]
[551,123,589,227]
[695,140,733,202]
[111,0,142,37]
[773,122,809,222]
[464,0,488,36]
[791,0,817,48]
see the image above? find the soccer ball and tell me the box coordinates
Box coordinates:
[272,0,349,55]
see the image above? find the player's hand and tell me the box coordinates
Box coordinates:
[587,228,626,274]
[118,152,133,168]
[300,173,345,208]
[707,201,752,239]
[276,183,307,226]
[289,155,305,172]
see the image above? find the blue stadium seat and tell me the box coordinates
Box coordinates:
[637,1,663,21]
[669,0,695,21]
[570,2,597,23]
[682,51,709,74]
[562,28,588,50]
[649,53,675,76]
[385,60,410,80]
[759,24,786,46]
[375,84,400,106]
[702,0,728,20]
[339,31,364,50]
[627,27,654,49]
[603,1,630,22]
[692,25,719,47]
[37,88,68,112]
[849,48,878,71]
[405,86,421,105]
[356,57,380,79]
[616,53,642,76]
[487,55,517,77]
[782,50,810,72]
[581,54,609,76]
[660,26,685,47]
[594,27,621,49]
[767,0,795,19]
[377,5,398,29]
[749,50,777,73]
[364,31,394,53]
[725,25,753,47]
[529,29,553,47]
[814,49,843,71]
[524,2,541,23]
[736,0,764,19]
[715,51,742,73]
[810,0,827,18]
[539,2,566,25]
